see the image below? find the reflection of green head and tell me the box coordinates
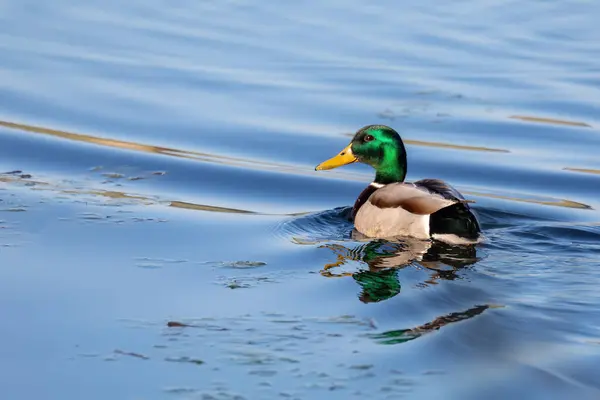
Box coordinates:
[353,269,401,303]
[352,240,409,303]
[361,240,410,267]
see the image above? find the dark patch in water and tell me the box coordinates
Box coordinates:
[2,170,32,179]
[165,356,205,365]
[113,349,150,360]
[218,276,277,289]
[202,260,268,269]
[167,321,192,328]
[135,257,188,269]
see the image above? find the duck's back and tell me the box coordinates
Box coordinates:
[351,179,481,241]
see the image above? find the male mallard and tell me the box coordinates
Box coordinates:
[315,125,481,244]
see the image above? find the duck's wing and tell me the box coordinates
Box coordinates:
[413,178,467,202]
[413,179,481,240]
[367,182,464,216]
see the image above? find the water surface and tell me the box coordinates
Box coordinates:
[1,1,600,399]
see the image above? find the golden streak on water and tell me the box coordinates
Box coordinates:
[463,190,592,210]
[403,139,509,153]
[563,167,600,175]
[168,201,256,214]
[510,115,592,128]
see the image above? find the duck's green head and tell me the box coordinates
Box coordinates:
[315,125,407,184]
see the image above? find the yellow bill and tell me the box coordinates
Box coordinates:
[315,143,357,171]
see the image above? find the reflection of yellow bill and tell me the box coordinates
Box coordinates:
[315,144,357,170]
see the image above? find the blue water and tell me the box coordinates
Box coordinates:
[1,1,600,399]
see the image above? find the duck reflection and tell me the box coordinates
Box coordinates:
[319,236,479,303]
[369,304,494,344]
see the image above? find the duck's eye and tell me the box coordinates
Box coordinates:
[364,134,374,142]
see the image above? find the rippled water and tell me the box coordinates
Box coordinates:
[2,1,600,399]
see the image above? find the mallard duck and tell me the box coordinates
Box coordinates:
[315,125,481,244]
